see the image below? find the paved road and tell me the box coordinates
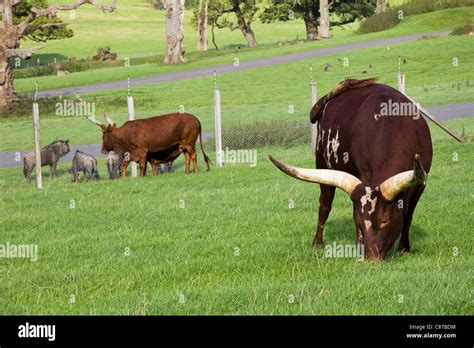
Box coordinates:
[1,101,472,168]
[37,31,450,98]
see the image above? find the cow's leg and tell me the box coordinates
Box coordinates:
[191,149,198,174]
[151,160,158,176]
[139,157,147,177]
[312,184,336,246]
[399,184,425,253]
[184,151,191,174]
[121,160,129,177]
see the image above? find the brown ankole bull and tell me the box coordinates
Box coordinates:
[86,113,210,177]
[269,78,433,261]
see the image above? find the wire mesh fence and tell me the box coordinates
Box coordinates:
[0,62,472,185]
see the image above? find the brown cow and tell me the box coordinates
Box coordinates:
[147,145,182,176]
[269,78,432,261]
[86,113,210,176]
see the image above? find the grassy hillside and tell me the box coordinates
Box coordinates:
[16,6,474,94]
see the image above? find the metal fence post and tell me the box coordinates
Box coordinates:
[397,73,406,94]
[127,76,137,177]
[397,56,406,94]
[213,71,223,168]
[33,82,42,189]
[309,65,318,157]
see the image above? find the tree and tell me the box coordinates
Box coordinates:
[230,0,257,48]
[192,0,258,49]
[260,0,376,41]
[376,0,387,14]
[0,0,116,109]
[319,0,330,39]
[196,0,209,51]
[163,0,186,64]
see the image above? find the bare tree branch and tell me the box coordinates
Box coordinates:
[15,0,116,38]
[17,14,36,36]
[27,22,66,34]
[6,46,45,59]
[31,0,117,18]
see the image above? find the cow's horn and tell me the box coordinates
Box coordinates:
[268,155,362,196]
[104,113,115,126]
[379,154,427,201]
[85,115,106,130]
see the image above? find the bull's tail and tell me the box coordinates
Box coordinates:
[198,127,211,171]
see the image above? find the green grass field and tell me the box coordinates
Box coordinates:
[0,119,472,315]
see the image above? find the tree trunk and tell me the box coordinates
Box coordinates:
[211,22,218,50]
[0,53,19,111]
[304,0,318,40]
[197,0,208,51]
[376,0,388,14]
[233,3,257,48]
[163,0,186,64]
[319,0,330,39]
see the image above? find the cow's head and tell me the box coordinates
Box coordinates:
[85,114,117,154]
[269,155,426,261]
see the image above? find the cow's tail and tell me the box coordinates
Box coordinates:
[198,127,211,171]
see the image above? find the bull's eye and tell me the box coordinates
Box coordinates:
[379,220,389,229]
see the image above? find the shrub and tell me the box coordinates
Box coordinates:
[360,9,400,34]
[450,23,474,35]
[400,0,474,17]
[360,0,474,34]
[13,65,55,79]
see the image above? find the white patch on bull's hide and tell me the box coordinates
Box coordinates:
[330,130,340,163]
[364,219,372,231]
[323,128,340,167]
[360,187,377,215]
[325,128,332,167]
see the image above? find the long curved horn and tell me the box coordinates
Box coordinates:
[85,115,106,130]
[268,155,362,196]
[104,113,115,126]
[379,154,427,201]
